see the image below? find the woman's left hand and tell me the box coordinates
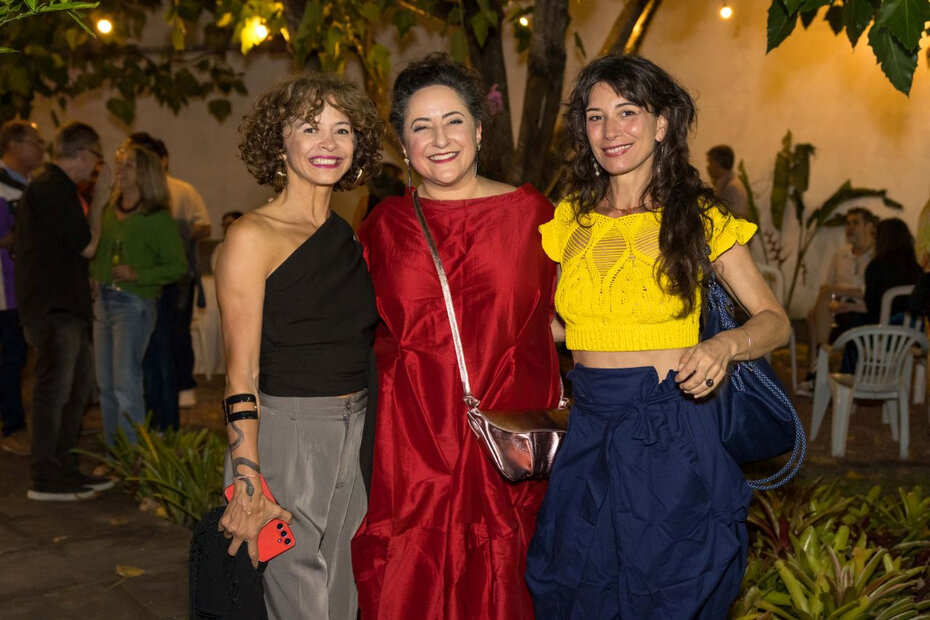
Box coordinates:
[676,336,734,398]
[112,264,137,282]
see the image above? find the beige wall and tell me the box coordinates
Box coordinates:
[30,1,929,313]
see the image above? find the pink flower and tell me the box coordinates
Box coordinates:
[487,84,504,116]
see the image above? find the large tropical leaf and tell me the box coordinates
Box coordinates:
[868,24,918,95]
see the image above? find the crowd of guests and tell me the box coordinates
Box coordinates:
[0,120,211,500]
[2,47,927,617]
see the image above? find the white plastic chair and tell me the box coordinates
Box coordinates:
[810,325,927,459]
[878,285,925,405]
[755,263,797,391]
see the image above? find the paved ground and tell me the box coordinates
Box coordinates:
[1,347,929,619]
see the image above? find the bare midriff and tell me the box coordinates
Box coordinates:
[572,348,690,380]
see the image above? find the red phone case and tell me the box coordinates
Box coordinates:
[224,477,296,562]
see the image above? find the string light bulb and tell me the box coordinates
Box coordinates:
[518,16,529,27]
[719,3,733,19]
[96,18,113,34]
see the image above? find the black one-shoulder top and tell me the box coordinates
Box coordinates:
[260,213,378,397]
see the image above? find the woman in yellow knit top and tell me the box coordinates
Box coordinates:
[525,54,790,618]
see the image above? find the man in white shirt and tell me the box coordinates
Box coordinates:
[798,207,876,395]
[130,133,211,429]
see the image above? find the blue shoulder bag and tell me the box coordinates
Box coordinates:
[702,270,807,490]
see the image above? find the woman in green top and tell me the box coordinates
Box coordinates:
[91,143,187,444]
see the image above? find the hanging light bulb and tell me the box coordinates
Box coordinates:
[96,18,113,34]
[719,3,733,19]
[518,16,530,27]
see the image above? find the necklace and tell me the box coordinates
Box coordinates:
[116,197,140,214]
[603,204,647,217]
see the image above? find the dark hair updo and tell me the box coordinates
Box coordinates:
[389,53,489,143]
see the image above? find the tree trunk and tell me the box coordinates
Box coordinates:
[464,0,514,183]
[601,0,663,55]
[511,0,570,189]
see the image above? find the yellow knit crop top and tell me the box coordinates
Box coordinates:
[540,199,756,352]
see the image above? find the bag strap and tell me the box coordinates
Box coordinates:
[412,190,566,410]
[703,248,806,490]
[411,190,480,408]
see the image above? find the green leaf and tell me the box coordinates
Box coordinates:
[875,0,930,50]
[450,28,467,62]
[792,187,806,224]
[844,0,874,47]
[799,0,831,11]
[825,5,844,35]
[770,132,793,230]
[207,99,231,122]
[359,2,380,24]
[800,10,818,28]
[366,43,391,80]
[470,12,489,48]
[737,160,759,225]
[867,24,918,95]
[106,96,135,125]
[7,65,31,95]
[392,9,417,38]
[767,1,799,52]
[784,0,803,12]
[790,143,815,192]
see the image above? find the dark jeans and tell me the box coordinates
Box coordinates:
[175,278,196,392]
[0,308,27,436]
[24,313,93,484]
[143,284,180,431]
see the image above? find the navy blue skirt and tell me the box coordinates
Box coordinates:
[526,365,751,619]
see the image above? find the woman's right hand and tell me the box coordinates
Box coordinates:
[218,479,293,568]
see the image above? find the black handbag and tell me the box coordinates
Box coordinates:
[189,506,269,619]
[702,272,806,490]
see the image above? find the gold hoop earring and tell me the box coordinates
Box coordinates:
[354,166,364,183]
[273,159,287,191]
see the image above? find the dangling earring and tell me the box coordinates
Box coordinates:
[353,166,364,183]
[273,155,287,191]
[403,154,413,188]
[592,157,600,178]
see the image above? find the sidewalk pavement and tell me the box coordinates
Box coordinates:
[0,447,190,619]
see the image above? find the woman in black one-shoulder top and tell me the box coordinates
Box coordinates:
[215,73,383,619]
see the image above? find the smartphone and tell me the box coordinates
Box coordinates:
[224,477,296,562]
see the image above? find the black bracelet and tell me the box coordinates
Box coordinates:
[223,393,258,424]
[226,409,259,424]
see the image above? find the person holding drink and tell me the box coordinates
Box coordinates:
[90,142,187,444]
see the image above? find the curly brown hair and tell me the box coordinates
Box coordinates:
[562,53,720,317]
[239,72,383,192]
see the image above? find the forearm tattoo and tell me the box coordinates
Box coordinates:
[229,421,245,451]
[232,457,261,497]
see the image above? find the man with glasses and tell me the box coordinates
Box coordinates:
[0,120,46,456]
[15,121,113,500]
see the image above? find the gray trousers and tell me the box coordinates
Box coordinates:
[225,389,367,620]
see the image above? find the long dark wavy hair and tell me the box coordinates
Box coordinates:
[562,53,720,316]
[874,218,920,271]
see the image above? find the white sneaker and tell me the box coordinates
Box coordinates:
[179,389,197,408]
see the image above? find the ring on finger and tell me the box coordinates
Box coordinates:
[705,377,714,387]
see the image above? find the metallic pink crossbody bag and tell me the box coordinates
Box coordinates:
[412,190,569,482]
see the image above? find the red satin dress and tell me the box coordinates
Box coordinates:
[352,185,561,619]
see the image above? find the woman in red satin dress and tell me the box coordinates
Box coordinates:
[352,53,561,619]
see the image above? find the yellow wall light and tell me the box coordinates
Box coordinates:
[240,17,271,53]
[96,18,113,34]
[719,4,733,19]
